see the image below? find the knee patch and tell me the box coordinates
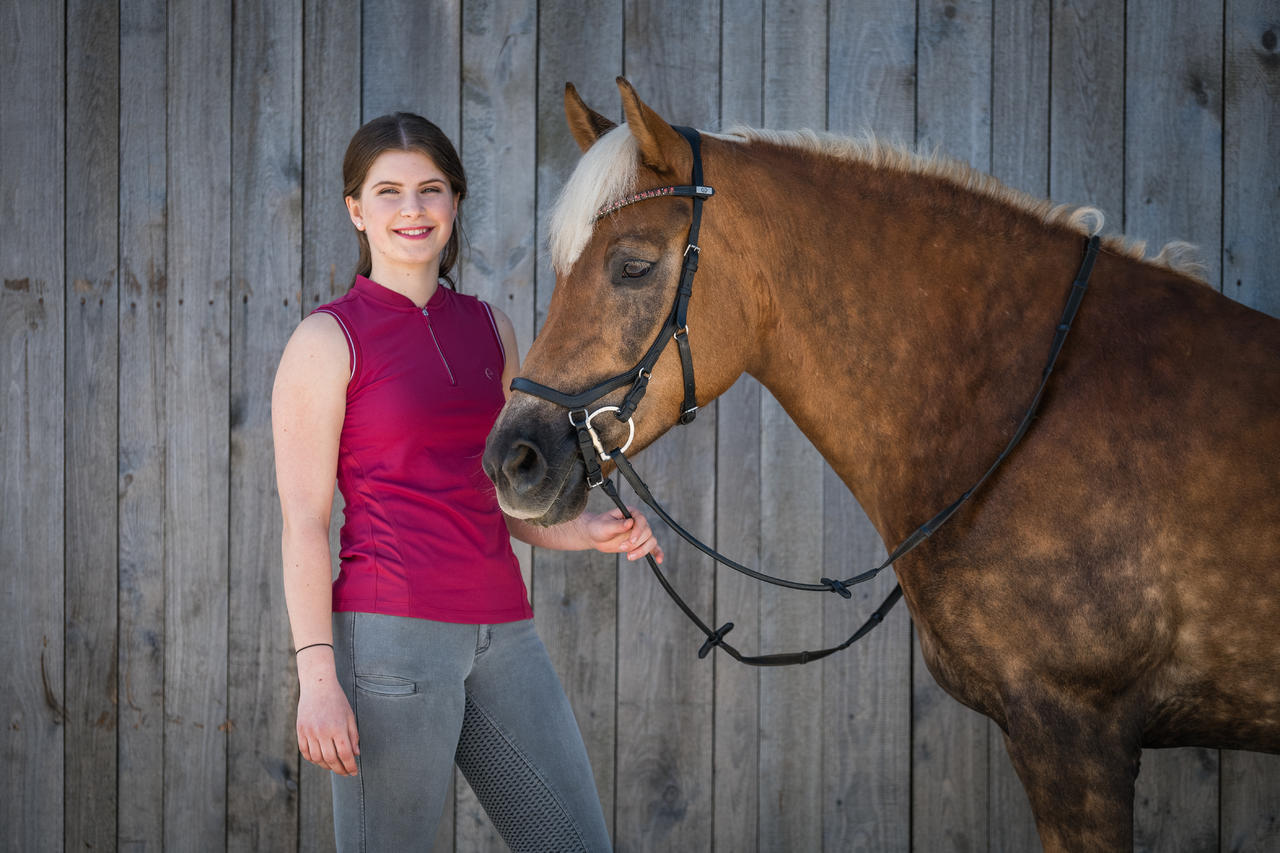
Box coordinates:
[454,696,592,853]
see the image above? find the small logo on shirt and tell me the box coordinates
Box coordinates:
[485,368,496,381]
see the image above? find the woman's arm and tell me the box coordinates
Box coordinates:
[489,306,664,564]
[272,312,360,776]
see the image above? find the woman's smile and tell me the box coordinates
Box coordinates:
[394,225,435,240]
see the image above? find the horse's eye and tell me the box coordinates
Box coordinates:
[622,259,652,278]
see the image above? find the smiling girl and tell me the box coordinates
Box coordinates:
[272,113,661,851]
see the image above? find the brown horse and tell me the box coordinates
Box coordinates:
[482,78,1280,851]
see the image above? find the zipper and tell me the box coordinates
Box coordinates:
[421,307,457,385]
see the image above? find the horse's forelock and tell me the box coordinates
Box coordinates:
[550,126,638,274]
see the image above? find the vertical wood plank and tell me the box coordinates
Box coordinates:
[299,1,361,846]
[303,0,361,310]
[1220,3,1280,850]
[362,0,461,132]
[1049,0,1125,222]
[759,2,827,850]
[914,2,994,850]
[615,4,721,850]
[117,0,168,848]
[533,2,624,847]
[714,4,763,850]
[165,1,232,848]
[0,0,65,849]
[65,0,120,849]
[456,3,539,849]
[824,3,916,850]
[989,1,1050,850]
[1125,3,1224,849]
[228,1,303,850]
[1223,1,1280,318]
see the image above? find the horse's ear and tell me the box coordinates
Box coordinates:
[564,83,617,152]
[616,77,688,175]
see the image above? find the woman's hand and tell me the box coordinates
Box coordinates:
[582,507,665,564]
[295,652,360,777]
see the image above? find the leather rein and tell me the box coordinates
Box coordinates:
[511,126,1101,666]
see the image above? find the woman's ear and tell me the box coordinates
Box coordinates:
[345,196,364,230]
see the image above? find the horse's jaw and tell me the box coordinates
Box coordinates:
[483,396,591,526]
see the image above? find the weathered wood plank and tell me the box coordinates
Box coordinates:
[714,5,763,850]
[117,0,168,848]
[1049,0,1125,221]
[303,0,361,310]
[614,4,721,850]
[456,2,539,848]
[989,2,1050,849]
[1125,2,1224,849]
[64,0,119,849]
[758,2,827,849]
[228,1,303,850]
[914,2,994,850]
[164,1,232,848]
[299,1,361,846]
[0,1,65,848]
[824,3,916,850]
[1219,4,1280,850]
[362,0,460,133]
[533,3,624,848]
[1223,3,1280,318]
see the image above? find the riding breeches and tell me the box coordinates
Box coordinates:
[331,612,612,852]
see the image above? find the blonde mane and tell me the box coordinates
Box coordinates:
[549,123,1205,281]
[549,126,638,274]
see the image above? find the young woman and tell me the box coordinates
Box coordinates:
[272,112,662,851]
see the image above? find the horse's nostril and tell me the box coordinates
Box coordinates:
[503,439,548,495]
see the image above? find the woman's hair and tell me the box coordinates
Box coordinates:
[342,112,468,287]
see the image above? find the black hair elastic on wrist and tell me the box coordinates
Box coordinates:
[295,642,334,655]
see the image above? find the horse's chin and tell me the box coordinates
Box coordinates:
[495,471,590,527]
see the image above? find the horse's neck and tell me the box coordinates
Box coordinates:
[732,151,1091,540]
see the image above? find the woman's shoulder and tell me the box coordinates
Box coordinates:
[277,311,352,384]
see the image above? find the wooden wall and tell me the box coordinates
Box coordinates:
[2,1,1277,850]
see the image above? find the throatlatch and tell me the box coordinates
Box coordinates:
[513,124,1101,666]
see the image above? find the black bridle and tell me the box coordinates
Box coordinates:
[512,125,1101,666]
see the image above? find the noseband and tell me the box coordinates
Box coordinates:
[511,125,1101,666]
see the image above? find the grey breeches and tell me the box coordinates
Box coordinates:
[331,612,611,852]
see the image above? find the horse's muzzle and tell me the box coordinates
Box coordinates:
[483,398,590,526]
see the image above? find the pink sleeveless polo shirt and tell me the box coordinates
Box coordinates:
[315,275,532,623]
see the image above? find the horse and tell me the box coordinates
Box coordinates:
[481,78,1280,852]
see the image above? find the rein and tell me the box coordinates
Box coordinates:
[513,126,1101,666]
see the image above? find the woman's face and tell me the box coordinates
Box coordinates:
[347,149,458,277]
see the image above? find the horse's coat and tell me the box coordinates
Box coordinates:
[482,78,1280,852]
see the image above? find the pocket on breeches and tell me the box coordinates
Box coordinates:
[355,674,418,697]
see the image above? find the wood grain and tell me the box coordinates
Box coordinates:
[64,0,119,849]
[117,0,169,847]
[227,0,304,849]
[1,0,66,848]
[164,0,232,847]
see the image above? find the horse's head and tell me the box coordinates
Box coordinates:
[483,78,751,525]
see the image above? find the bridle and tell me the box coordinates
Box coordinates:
[511,126,1101,666]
